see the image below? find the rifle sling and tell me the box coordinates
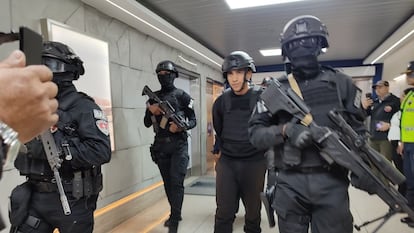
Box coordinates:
[287,74,313,126]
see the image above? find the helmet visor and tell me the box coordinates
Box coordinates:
[42,57,66,73]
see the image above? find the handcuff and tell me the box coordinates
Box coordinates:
[0,120,21,171]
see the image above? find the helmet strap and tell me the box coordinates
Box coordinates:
[231,69,250,93]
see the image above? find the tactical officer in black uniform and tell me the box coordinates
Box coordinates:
[249,15,365,233]
[144,60,196,233]
[9,41,111,233]
[213,51,266,233]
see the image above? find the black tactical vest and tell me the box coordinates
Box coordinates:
[220,86,263,158]
[279,70,343,168]
[14,92,83,180]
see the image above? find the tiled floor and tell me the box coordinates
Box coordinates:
[109,177,414,233]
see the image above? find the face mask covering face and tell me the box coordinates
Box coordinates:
[157,73,175,90]
[285,37,322,79]
[290,55,320,79]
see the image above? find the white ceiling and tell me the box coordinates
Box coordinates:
[137,0,414,67]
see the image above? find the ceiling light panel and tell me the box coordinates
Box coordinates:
[226,0,306,9]
[260,48,282,56]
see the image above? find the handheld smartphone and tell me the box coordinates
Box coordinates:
[19,27,42,65]
[365,93,372,99]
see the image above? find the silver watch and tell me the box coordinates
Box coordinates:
[0,120,21,171]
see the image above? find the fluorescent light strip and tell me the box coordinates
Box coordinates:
[106,0,221,67]
[371,28,414,64]
[226,0,306,9]
[178,55,198,66]
[260,48,282,56]
[393,74,406,82]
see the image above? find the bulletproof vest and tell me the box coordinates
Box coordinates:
[279,69,343,168]
[221,86,261,142]
[14,91,83,180]
[299,70,341,128]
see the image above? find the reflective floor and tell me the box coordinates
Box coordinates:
[108,177,414,233]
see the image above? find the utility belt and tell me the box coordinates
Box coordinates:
[155,136,173,143]
[28,180,73,193]
[27,167,102,198]
[154,134,186,143]
[284,166,330,174]
[281,164,349,181]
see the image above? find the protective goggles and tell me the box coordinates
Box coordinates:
[42,57,70,73]
[285,37,320,51]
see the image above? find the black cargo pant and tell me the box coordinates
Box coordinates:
[273,170,353,233]
[214,156,266,233]
[11,192,98,233]
[155,138,189,224]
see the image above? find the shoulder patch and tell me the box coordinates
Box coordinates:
[93,109,109,136]
[93,109,107,120]
[188,99,194,109]
[256,100,269,113]
[354,89,362,108]
[96,119,109,136]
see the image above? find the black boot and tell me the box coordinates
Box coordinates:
[401,216,414,228]
[168,223,178,233]
[164,216,182,227]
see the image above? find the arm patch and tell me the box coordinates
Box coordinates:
[353,89,362,108]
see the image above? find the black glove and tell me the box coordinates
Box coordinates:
[284,123,312,148]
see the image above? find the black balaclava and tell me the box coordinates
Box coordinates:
[157,73,176,91]
[52,73,76,98]
[290,55,320,79]
[286,39,321,79]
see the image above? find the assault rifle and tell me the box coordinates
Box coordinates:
[142,85,189,130]
[260,78,414,232]
[40,130,71,215]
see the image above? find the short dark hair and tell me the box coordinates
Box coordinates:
[403,87,414,95]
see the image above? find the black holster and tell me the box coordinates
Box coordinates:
[72,168,103,199]
[149,144,159,164]
[9,182,32,226]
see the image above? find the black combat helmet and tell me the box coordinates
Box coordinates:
[221,51,256,80]
[155,60,178,77]
[42,41,85,80]
[280,15,329,59]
